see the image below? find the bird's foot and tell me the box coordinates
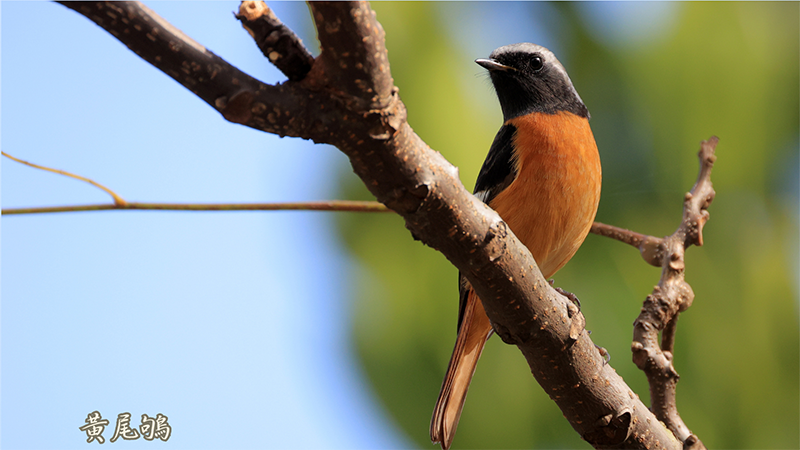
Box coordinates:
[586,331,611,365]
[554,286,581,311]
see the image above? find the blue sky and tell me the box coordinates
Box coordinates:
[2,2,681,449]
[2,2,408,448]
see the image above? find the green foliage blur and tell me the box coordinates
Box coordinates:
[336,3,799,448]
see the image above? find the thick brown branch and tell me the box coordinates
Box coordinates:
[59,2,260,113]
[60,2,686,448]
[57,1,331,139]
[307,2,395,111]
[631,137,717,449]
[236,1,314,81]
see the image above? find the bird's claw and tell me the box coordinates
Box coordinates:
[554,286,581,311]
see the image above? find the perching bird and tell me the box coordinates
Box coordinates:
[430,43,602,450]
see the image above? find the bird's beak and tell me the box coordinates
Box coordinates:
[475,58,513,72]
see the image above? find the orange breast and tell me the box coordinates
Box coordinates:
[488,111,602,279]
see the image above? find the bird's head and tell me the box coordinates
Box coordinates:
[476,43,589,121]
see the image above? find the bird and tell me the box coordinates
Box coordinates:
[430,43,602,450]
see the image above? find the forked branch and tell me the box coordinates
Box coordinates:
[630,137,717,448]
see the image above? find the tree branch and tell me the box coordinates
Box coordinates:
[56,2,712,447]
[2,151,127,206]
[58,1,319,136]
[306,2,395,111]
[589,222,663,267]
[1,201,391,215]
[631,137,717,449]
[235,1,314,81]
[1,149,390,215]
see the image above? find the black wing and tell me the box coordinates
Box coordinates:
[457,123,519,332]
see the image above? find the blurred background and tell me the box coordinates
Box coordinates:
[2,2,797,449]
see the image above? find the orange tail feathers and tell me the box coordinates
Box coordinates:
[430,290,494,450]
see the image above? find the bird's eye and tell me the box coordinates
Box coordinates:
[530,56,544,72]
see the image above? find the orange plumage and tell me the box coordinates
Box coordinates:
[495,111,601,279]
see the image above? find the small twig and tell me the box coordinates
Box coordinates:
[2,200,391,216]
[2,149,390,216]
[3,151,127,206]
[236,1,315,81]
[589,221,645,247]
[590,222,663,267]
[2,150,390,216]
